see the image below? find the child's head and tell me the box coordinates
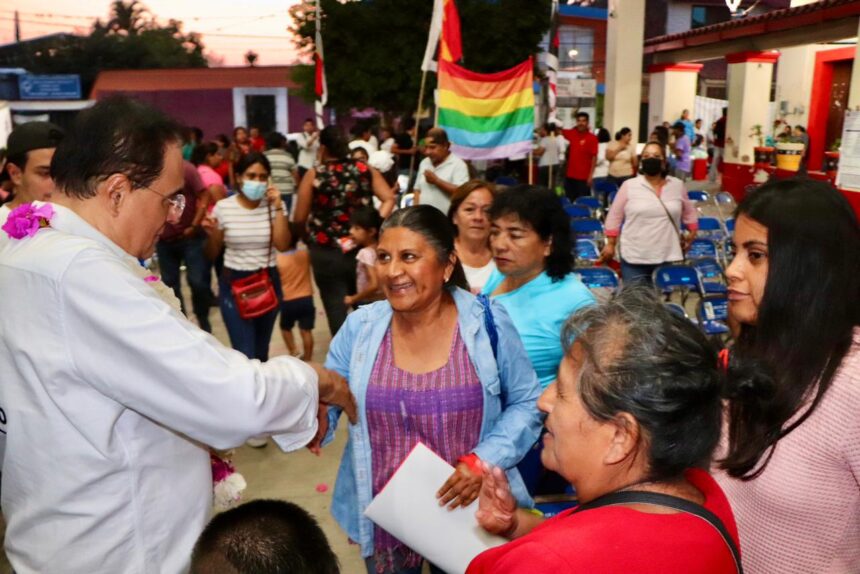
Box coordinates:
[349,206,383,247]
[350,147,369,163]
[190,499,339,574]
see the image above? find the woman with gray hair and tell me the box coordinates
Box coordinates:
[468,287,745,574]
[316,205,543,574]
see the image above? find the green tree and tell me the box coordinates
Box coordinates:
[20,0,206,95]
[289,0,551,115]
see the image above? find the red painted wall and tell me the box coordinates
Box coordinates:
[807,47,855,172]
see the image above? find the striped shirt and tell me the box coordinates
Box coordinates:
[212,195,283,271]
[366,325,484,570]
[264,149,297,196]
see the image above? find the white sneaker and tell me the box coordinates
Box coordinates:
[246,436,268,448]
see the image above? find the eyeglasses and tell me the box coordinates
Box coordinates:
[140,185,186,216]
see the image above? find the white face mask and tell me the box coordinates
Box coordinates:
[241,180,267,201]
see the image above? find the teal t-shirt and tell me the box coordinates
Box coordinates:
[483,270,595,388]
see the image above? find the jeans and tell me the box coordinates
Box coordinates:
[709,147,723,182]
[156,234,212,332]
[563,177,590,202]
[219,266,283,361]
[309,245,357,336]
[620,259,660,286]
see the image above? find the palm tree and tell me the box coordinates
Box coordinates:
[108,0,148,36]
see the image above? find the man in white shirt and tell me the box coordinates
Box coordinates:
[295,118,320,180]
[0,96,356,574]
[535,123,560,189]
[0,121,65,226]
[414,127,470,213]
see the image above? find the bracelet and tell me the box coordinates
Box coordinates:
[457,453,483,477]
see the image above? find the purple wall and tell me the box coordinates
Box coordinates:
[110,89,235,140]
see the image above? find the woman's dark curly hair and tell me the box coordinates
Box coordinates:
[487,185,572,281]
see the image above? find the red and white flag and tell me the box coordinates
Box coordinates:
[421,0,463,72]
[314,0,327,129]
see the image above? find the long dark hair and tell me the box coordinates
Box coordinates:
[488,185,572,281]
[319,126,349,161]
[721,178,860,479]
[381,205,469,291]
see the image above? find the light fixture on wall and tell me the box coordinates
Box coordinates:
[568,49,579,59]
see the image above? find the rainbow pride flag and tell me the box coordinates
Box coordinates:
[437,57,535,161]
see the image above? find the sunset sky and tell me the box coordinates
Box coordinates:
[0,0,304,66]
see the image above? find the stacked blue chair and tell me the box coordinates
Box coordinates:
[725,217,735,234]
[652,264,704,305]
[692,257,728,294]
[398,192,415,209]
[687,238,719,260]
[592,179,618,204]
[574,239,601,265]
[575,266,620,294]
[697,216,728,242]
[575,196,602,211]
[495,176,519,187]
[571,218,605,243]
[565,204,592,219]
[697,295,731,339]
[608,189,619,205]
[664,302,690,319]
[687,190,710,203]
[723,237,734,267]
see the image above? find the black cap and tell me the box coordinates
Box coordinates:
[6,121,65,158]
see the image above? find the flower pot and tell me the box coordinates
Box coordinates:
[775,142,804,172]
[824,151,840,179]
[754,146,775,166]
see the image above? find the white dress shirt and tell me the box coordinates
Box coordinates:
[296,132,320,169]
[414,152,470,214]
[0,204,319,573]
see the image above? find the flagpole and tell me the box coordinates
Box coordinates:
[408,69,429,189]
[528,149,534,185]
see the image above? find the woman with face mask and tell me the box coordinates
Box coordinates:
[600,142,699,285]
[203,152,290,362]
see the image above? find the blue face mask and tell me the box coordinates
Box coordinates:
[241,180,267,201]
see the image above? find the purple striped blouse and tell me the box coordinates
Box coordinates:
[366,324,484,572]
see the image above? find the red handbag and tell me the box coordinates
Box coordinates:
[230,202,278,319]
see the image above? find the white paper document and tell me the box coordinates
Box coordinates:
[364,442,507,574]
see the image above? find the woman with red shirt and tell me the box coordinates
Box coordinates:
[468,288,745,574]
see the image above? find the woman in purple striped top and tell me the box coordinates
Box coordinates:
[318,206,543,574]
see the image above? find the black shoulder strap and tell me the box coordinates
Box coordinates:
[573,490,743,574]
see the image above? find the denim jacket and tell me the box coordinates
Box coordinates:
[323,287,543,558]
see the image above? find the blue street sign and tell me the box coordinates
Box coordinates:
[18,75,82,100]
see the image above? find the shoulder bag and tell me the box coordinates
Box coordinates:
[648,181,687,263]
[230,201,279,319]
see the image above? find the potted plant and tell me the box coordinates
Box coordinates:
[824,139,840,179]
[775,132,805,172]
[750,124,774,165]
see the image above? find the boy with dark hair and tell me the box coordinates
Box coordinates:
[191,499,339,574]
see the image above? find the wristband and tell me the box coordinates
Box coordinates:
[457,453,482,477]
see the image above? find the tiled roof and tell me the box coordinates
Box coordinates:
[645,0,860,50]
[91,66,300,98]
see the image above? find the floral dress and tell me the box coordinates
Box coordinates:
[308,159,374,248]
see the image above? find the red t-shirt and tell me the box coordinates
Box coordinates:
[467,469,739,574]
[562,128,599,180]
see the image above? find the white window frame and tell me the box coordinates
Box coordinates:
[232,87,288,134]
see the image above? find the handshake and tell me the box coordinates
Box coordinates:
[306,363,357,453]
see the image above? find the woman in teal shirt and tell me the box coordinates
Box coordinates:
[483,185,595,495]
[483,186,595,388]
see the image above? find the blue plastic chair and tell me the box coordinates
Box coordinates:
[692,257,728,294]
[575,196,602,211]
[565,204,592,219]
[575,266,620,293]
[687,190,710,203]
[687,238,719,260]
[724,217,735,234]
[398,192,415,209]
[560,196,573,207]
[697,295,731,338]
[570,218,605,241]
[608,189,619,205]
[715,191,736,206]
[652,264,703,305]
[574,238,601,264]
[697,216,727,242]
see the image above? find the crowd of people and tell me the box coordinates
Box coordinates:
[0,94,857,574]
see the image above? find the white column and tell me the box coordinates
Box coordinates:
[647,63,702,133]
[848,19,860,110]
[725,51,780,166]
[604,0,645,141]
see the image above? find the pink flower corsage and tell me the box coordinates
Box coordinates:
[211,453,247,510]
[2,202,54,239]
